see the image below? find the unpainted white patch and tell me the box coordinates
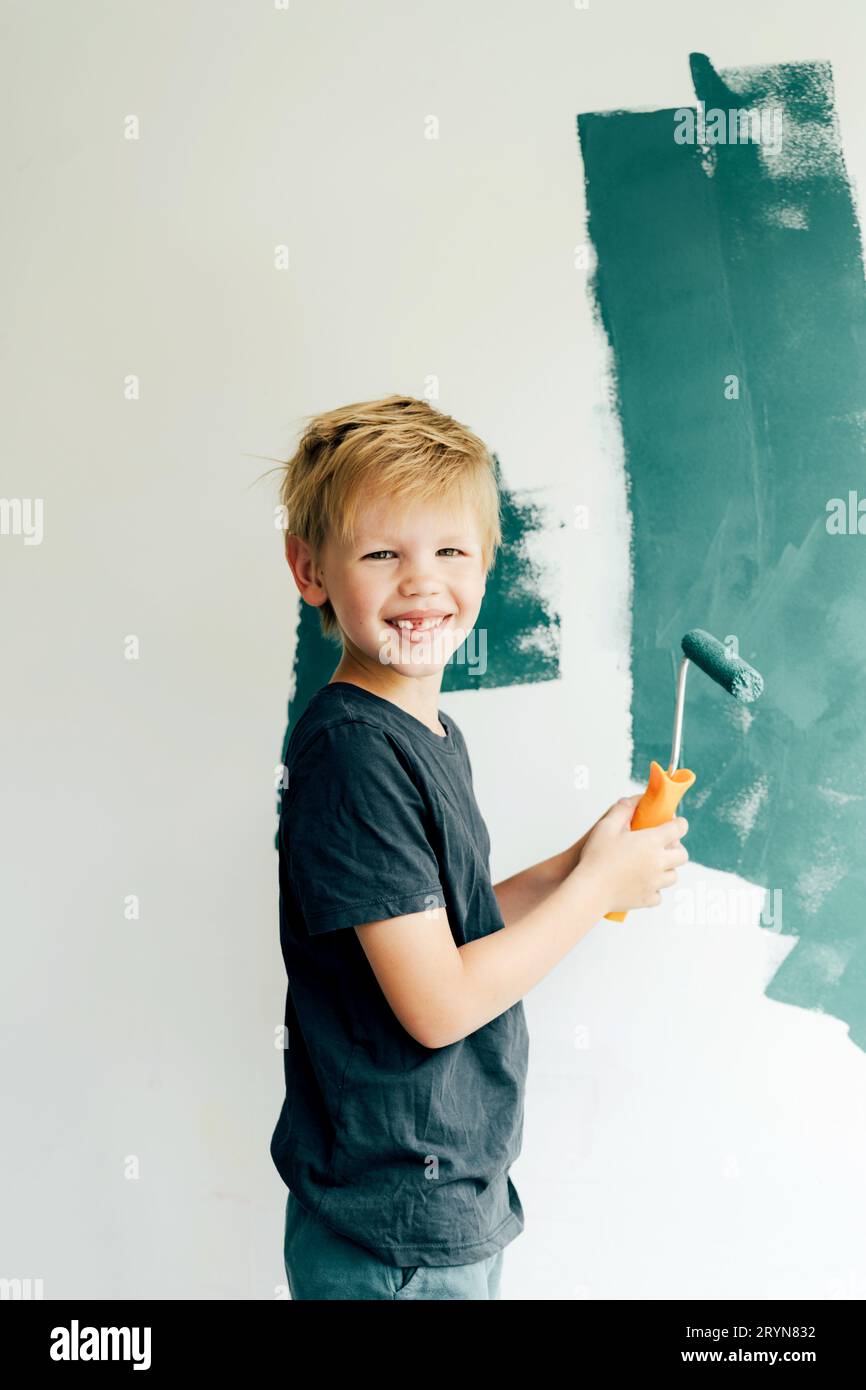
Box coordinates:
[816,783,865,806]
[763,203,809,230]
[795,848,847,915]
[717,774,769,843]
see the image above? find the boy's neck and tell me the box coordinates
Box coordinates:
[328,653,446,736]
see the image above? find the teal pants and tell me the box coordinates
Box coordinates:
[283,1190,504,1300]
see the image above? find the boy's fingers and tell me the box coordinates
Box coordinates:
[650,814,688,839]
[608,794,641,823]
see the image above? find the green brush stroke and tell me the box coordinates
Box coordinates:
[579,53,866,1049]
[275,453,561,839]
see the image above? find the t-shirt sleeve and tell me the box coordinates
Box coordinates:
[283,721,447,935]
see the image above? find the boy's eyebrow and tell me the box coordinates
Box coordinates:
[355,533,476,545]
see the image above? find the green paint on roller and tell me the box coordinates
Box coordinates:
[681,629,764,703]
[579,53,866,1049]
[275,452,561,840]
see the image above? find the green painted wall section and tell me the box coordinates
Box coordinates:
[579,53,866,1049]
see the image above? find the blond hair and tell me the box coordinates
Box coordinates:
[277,394,501,641]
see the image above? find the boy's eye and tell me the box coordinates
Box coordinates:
[362,548,465,560]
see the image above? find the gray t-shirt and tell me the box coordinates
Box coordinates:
[269,680,529,1267]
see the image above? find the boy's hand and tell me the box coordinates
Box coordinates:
[577,797,689,913]
[573,793,642,864]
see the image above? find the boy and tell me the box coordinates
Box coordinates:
[269,395,689,1300]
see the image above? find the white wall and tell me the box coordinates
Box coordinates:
[4,0,866,1299]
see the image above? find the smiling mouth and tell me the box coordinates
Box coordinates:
[385,614,453,636]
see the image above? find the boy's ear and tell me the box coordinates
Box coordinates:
[284,532,328,609]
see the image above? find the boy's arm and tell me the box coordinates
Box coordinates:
[355,858,612,1051]
[353,824,596,1046]
[492,838,587,928]
[355,797,679,1049]
[491,800,632,928]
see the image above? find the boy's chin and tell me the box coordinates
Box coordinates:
[373,626,463,672]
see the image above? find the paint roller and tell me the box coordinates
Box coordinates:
[605,628,765,922]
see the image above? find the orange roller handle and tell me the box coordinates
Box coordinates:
[604,760,697,921]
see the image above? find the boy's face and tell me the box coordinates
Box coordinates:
[314,491,487,678]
